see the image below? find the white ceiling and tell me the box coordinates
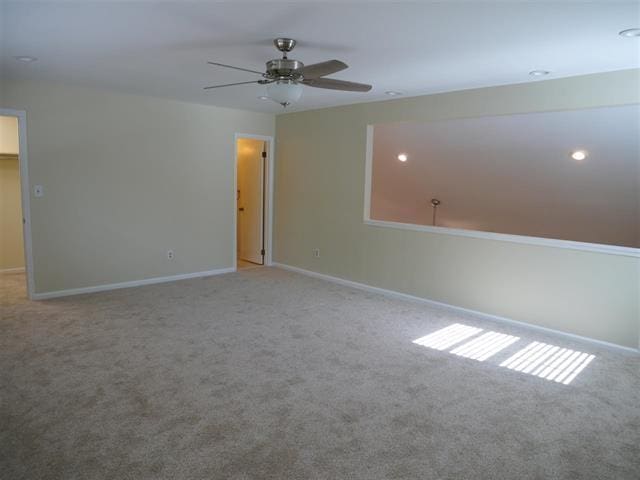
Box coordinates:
[2,1,639,113]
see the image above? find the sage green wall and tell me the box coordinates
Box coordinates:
[274,69,640,349]
[1,81,274,293]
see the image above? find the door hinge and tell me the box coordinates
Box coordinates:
[261,249,265,256]
[261,151,267,159]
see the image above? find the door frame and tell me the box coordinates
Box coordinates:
[233,133,274,269]
[0,108,35,299]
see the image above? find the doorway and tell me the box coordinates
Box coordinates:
[235,135,272,270]
[0,110,34,300]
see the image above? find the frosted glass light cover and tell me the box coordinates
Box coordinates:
[266,80,303,106]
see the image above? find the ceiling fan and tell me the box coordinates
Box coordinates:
[204,38,372,107]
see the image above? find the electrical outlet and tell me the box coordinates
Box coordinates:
[167,249,174,260]
[313,248,320,258]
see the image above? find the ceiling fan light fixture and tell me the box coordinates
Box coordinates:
[266,79,303,107]
[204,38,372,103]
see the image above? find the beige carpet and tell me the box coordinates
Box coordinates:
[1,268,638,479]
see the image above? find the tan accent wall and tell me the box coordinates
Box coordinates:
[0,115,19,154]
[0,153,24,270]
[1,81,274,293]
[274,69,640,349]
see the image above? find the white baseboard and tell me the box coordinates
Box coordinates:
[0,267,26,273]
[272,262,639,354]
[32,267,236,300]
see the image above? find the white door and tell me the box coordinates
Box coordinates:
[237,139,265,265]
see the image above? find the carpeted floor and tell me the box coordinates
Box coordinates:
[1,267,638,479]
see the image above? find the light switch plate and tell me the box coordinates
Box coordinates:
[34,185,44,197]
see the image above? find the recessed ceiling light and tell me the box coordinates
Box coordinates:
[397,153,408,162]
[257,95,269,100]
[13,56,37,63]
[529,70,550,76]
[570,150,587,161]
[619,28,640,37]
[385,91,403,96]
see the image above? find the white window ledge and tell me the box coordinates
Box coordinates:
[364,218,640,258]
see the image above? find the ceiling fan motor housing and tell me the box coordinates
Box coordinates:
[266,58,304,81]
[274,38,297,53]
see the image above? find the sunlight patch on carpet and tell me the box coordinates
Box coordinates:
[449,331,520,362]
[413,324,595,385]
[412,323,482,351]
[499,342,595,385]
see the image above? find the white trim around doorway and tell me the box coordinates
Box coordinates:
[233,133,275,269]
[0,108,35,299]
